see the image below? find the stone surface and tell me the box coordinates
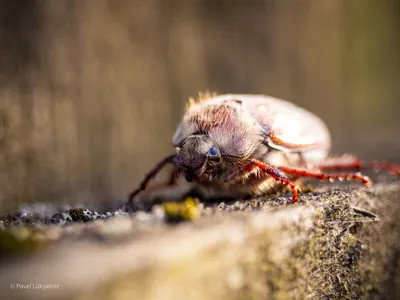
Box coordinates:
[0,182,400,300]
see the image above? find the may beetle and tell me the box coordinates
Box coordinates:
[129,93,399,203]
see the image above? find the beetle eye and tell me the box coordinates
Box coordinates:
[207,146,220,157]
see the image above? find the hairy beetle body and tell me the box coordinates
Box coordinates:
[129,93,399,203]
[173,94,330,197]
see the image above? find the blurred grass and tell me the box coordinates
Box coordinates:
[0,0,399,213]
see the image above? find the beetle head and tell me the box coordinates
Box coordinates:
[176,134,222,182]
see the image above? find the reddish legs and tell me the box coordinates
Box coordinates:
[315,159,400,176]
[248,159,300,203]
[277,166,372,187]
[249,159,375,203]
[128,155,177,203]
[134,169,179,194]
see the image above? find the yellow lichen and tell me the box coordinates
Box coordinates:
[162,197,200,222]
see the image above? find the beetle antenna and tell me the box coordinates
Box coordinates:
[128,154,177,203]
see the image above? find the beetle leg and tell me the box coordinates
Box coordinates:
[128,154,177,203]
[248,159,300,203]
[314,159,400,176]
[135,168,179,193]
[276,166,372,187]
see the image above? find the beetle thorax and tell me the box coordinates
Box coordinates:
[174,102,263,159]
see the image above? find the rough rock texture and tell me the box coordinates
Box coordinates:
[0,182,399,300]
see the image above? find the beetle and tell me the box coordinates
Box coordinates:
[129,93,400,204]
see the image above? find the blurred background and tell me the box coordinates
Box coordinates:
[0,0,399,213]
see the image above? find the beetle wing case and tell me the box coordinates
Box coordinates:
[242,94,331,164]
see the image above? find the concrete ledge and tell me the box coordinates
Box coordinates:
[1,183,399,299]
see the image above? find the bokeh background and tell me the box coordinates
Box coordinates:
[0,0,399,213]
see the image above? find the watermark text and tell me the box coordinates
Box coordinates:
[10,283,60,290]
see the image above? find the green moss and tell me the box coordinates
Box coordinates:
[68,208,101,222]
[0,227,46,255]
[69,208,89,222]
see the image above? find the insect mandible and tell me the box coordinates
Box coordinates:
[129,93,400,204]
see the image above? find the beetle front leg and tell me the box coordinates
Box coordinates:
[128,154,177,203]
[135,168,180,193]
[248,159,300,203]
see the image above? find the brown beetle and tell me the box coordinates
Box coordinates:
[129,93,400,203]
